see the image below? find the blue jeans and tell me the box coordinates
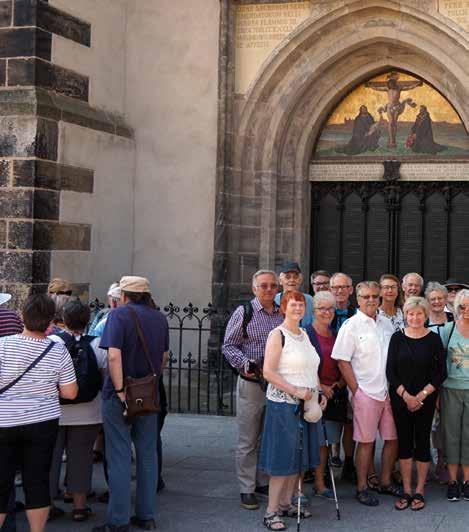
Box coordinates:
[102,396,158,527]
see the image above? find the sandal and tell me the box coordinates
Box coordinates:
[411,493,425,511]
[394,493,412,511]
[378,483,402,497]
[367,473,380,491]
[263,512,287,530]
[280,504,312,519]
[72,507,93,522]
[356,488,379,507]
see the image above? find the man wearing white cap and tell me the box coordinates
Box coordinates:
[88,283,122,337]
[94,276,169,532]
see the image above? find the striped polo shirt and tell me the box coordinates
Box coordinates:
[0,308,23,337]
[0,335,76,427]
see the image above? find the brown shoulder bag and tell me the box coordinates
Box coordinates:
[124,307,160,419]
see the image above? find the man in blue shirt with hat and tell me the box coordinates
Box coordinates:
[274,262,314,328]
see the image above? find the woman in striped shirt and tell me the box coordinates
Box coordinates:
[0,294,77,532]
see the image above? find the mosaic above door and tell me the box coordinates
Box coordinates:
[313,71,469,160]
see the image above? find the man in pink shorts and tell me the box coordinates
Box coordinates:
[332,281,398,506]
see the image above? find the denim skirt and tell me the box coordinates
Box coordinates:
[258,399,320,476]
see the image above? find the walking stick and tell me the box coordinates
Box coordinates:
[295,400,305,532]
[321,415,341,520]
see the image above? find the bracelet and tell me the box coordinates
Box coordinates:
[422,389,428,396]
[402,390,406,400]
[115,387,125,393]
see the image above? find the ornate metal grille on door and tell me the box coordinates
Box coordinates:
[310,175,469,283]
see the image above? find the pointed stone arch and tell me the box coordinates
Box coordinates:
[216,0,469,304]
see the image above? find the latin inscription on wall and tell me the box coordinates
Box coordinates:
[439,0,469,31]
[235,1,310,94]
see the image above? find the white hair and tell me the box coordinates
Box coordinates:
[356,280,380,296]
[402,272,424,287]
[424,282,447,299]
[330,272,353,286]
[313,291,336,308]
[454,289,469,319]
[252,269,277,287]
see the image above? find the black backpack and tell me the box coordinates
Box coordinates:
[58,332,102,405]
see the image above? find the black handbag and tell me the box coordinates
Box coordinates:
[323,385,348,423]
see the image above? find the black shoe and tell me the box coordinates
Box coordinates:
[303,469,315,483]
[447,481,461,501]
[464,481,469,501]
[240,492,259,510]
[157,478,165,492]
[255,484,269,496]
[130,516,157,530]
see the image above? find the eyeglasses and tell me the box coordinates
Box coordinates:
[381,285,398,291]
[255,283,278,290]
[358,294,380,300]
[313,281,330,287]
[315,306,335,313]
[331,285,351,291]
[447,287,461,293]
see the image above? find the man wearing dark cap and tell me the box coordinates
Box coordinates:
[274,262,314,327]
[444,279,469,314]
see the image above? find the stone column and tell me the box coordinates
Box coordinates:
[0,0,131,306]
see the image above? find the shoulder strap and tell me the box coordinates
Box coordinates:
[446,321,456,350]
[241,302,253,339]
[0,341,55,395]
[127,306,157,376]
[279,329,285,348]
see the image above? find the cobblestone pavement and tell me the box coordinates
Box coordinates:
[14,414,469,531]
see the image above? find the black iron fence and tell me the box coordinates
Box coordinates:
[89,300,237,416]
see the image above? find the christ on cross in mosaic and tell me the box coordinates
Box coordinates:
[365,71,422,148]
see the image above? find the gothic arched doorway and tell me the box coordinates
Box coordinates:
[310,70,469,283]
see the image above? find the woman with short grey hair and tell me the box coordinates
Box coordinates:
[425,282,453,332]
[305,291,345,500]
[387,296,446,510]
[440,288,469,502]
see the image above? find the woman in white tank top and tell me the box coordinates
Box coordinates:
[258,290,326,531]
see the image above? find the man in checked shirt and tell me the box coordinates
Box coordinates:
[223,269,283,510]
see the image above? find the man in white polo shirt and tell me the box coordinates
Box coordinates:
[332,281,398,507]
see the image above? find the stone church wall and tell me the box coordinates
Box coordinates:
[124,0,219,307]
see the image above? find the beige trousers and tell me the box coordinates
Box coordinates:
[236,377,269,493]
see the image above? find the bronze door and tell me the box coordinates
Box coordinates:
[310,181,469,283]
